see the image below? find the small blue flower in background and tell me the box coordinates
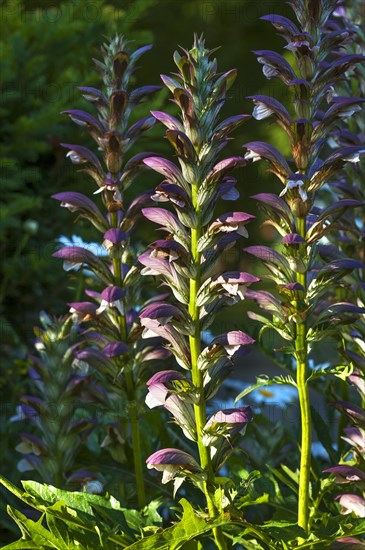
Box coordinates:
[58,235,108,257]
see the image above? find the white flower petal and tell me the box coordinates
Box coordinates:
[263,65,278,79]
[96,300,108,315]
[63,261,82,272]
[244,151,261,162]
[287,179,304,189]
[17,458,35,472]
[142,327,160,339]
[173,476,185,497]
[238,225,249,237]
[299,187,308,201]
[252,104,273,120]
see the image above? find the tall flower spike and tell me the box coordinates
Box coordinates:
[53,35,162,508]
[12,313,98,489]
[243,0,365,540]
[318,5,365,532]
[141,35,255,550]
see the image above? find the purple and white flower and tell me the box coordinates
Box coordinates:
[336,494,365,518]
[96,286,125,315]
[208,212,255,237]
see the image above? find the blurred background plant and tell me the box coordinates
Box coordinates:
[10,312,103,487]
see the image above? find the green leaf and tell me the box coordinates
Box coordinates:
[45,512,72,549]
[180,541,204,550]
[237,493,270,507]
[231,537,266,550]
[316,515,365,539]
[307,364,353,383]
[1,541,39,549]
[0,475,31,505]
[260,520,306,543]
[21,481,94,516]
[346,518,365,537]
[6,507,65,549]
[280,465,299,485]
[266,466,298,495]
[125,499,217,550]
[229,521,275,548]
[235,374,296,403]
[311,406,338,464]
[41,498,133,547]
[2,477,163,548]
[258,324,271,342]
[296,517,365,548]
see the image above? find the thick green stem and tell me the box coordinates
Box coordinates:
[110,211,145,508]
[296,216,311,538]
[189,184,227,550]
[125,369,146,508]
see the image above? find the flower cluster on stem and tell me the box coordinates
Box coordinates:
[243,0,365,537]
[53,35,163,508]
[12,313,98,490]
[140,35,257,549]
[322,3,365,544]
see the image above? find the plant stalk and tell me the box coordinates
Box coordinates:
[110,211,145,508]
[296,215,311,538]
[125,369,146,508]
[189,183,227,550]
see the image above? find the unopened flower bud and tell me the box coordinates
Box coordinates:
[110,90,128,129]
[113,51,129,80]
[298,56,315,80]
[106,151,123,173]
[291,198,310,217]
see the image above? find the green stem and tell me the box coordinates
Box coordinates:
[125,369,146,508]
[74,270,84,302]
[337,382,349,454]
[110,211,145,508]
[296,216,311,539]
[189,184,227,550]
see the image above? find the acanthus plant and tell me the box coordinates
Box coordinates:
[322,2,365,544]
[237,0,365,541]
[322,0,365,411]
[2,7,365,550]
[10,312,99,490]
[52,35,166,508]
[139,35,257,549]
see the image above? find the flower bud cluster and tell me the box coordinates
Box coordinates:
[321,0,365,368]
[52,35,163,506]
[242,0,365,535]
[12,313,99,490]
[321,2,365,532]
[243,0,365,353]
